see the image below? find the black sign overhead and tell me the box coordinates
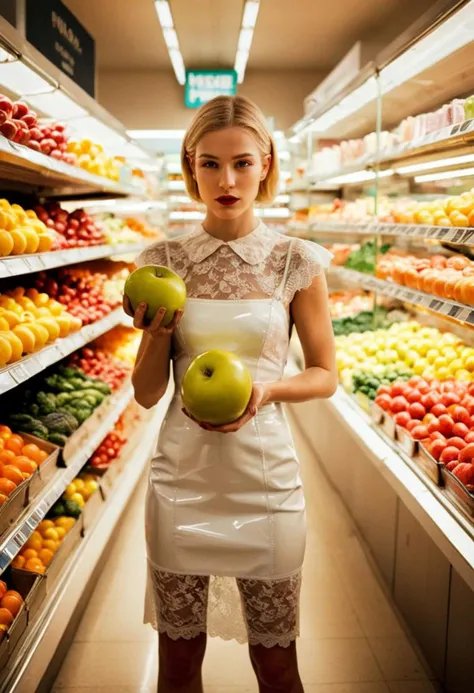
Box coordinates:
[25,0,96,97]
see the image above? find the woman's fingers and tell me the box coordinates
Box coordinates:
[122,295,134,317]
[167,309,184,330]
[133,302,147,329]
[149,306,167,331]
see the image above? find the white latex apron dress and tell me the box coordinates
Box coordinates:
[135,223,331,647]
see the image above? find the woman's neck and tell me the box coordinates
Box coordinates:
[202,207,259,241]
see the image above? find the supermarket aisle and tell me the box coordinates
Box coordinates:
[53,414,438,693]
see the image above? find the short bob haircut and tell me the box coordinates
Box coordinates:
[181,95,280,204]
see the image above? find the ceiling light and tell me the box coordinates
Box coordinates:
[415,167,474,183]
[27,89,86,119]
[169,49,186,85]
[163,28,179,49]
[0,60,54,96]
[154,1,174,28]
[234,0,261,84]
[395,154,474,175]
[242,1,260,28]
[127,129,186,139]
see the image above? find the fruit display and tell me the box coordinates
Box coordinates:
[91,325,141,366]
[34,264,123,326]
[332,307,394,336]
[0,287,82,366]
[98,213,162,246]
[34,203,105,249]
[0,199,55,257]
[68,345,132,391]
[7,364,111,445]
[60,472,100,511]
[89,424,127,470]
[0,579,24,638]
[345,240,391,274]
[11,516,77,574]
[329,292,373,319]
[335,319,473,385]
[388,190,474,227]
[374,376,474,488]
[352,366,412,401]
[28,121,74,164]
[66,139,122,181]
[0,427,48,503]
[181,350,253,426]
[376,251,474,304]
[124,265,187,326]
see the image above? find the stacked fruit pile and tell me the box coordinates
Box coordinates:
[375,377,474,488]
[68,346,132,391]
[8,364,111,446]
[11,516,76,574]
[89,421,127,470]
[377,252,474,305]
[0,427,48,504]
[61,473,100,511]
[91,326,141,366]
[0,581,24,637]
[0,199,55,257]
[336,320,474,385]
[0,288,82,366]
[28,122,74,164]
[66,139,122,181]
[34,266,121,326]
[329,292,373,319]
[389,191,474,227]
[34,203,105,249]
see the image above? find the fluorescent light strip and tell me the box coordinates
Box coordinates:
[154,1,186,85]
[395,154,474,175]
[234,1,260,84]
[415,167,474,183]
[326,168,394,185]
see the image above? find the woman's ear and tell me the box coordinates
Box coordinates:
[187,154,196,180]
[260,154,271,180]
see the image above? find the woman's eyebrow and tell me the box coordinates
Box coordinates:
[197,153,255,160]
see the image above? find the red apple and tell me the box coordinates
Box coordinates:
[0,119,17,140]
[21,112,37,128]
[0,95,13,120]
[12,101,29,118]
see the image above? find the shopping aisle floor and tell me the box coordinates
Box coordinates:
[53,414,440,693]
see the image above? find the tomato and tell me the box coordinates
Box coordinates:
[375,394,392,411]
[408,402,426,420]
[431,431,447,441]
[440,446,460,464]
[441,392,461,407]
[453,422,469,439]
[406,389,422,404]
[448,436,467,450]
[438,414,455,437]
[411,425,429,440]
[390,396,409,414]
[427,419,441,435]
[459,444,474,463]
[431,403,448,418]
[421,392,441,410]
[430,439,447,461]
[391,382,409,397]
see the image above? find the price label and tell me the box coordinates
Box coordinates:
[5,258,27,275]
[448,305,463,319]
[429,299,445,312]
[466,311,474,325]
[10,363,31,383]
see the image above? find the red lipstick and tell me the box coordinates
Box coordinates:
[216,195,239,206]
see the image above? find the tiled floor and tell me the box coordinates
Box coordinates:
[53,416,439,693]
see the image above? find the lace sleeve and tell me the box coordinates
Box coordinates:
[135,241,169,269]
[284,239,333,304]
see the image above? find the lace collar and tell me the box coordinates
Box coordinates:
[181,221,278,265]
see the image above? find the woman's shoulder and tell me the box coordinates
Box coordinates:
[134,233,194,269]
[288,236,333,270]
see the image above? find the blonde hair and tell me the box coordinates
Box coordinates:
[181,95,279,203]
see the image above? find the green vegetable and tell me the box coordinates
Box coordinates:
[57,365,87,380]
[49,501,66,518]
[39,411,79,435]
[37,391,57,414]
[63,499,82,518]
[48,432,68,446]
[56,392,75,407]
[8,414,49,438]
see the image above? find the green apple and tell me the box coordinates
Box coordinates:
[181,350,253,426]
[124,265,186,326]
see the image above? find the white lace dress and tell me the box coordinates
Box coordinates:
[136,222,331,648]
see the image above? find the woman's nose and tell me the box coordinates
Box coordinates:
[219,166,235,190]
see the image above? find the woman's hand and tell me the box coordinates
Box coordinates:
[182,383,270,433]
[123,295,183,337]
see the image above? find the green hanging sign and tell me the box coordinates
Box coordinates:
[185,70,237,109]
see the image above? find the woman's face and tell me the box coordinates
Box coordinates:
[192,126,270,220]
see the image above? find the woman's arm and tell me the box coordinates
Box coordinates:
[266,271,337,403]
[125,298,183,409]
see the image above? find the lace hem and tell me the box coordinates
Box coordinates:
[144,565,301,648]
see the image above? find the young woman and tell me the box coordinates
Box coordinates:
[124,95,337,693]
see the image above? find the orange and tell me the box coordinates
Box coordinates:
[2,332,23,362]
[0,494,8,506]
[11,555,25,569]
[24,558,44,574]
[8,230,27,255]
[0,230,13,257]
[4,435,24,456]
[38,520,55,535]
[42,539,58,553]
[0,608,13,626]
[21,444,43,464]
[0,581,7,600]
[0,450,15,465]
[43,528,59,542]
[12,325,36,354]
[22,549,38,561]
[1,595,21,617]
[55,527,66,540]
[0,439,3,449]
[55,517,75,532]
[4,590,22,602]
[2,465,24,486]
[0,478,16,497]
[12,456,37,475]
[38,549,54,567]
[36,450,48,465]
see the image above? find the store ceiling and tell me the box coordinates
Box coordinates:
[64,0,435,72]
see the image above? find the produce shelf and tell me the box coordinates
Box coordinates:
[0,389,171,693]
[0,380,134,574]
[0,242,147,279]
[0,136,144,199]
[0,307,124,395]
[330,267,474,326]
